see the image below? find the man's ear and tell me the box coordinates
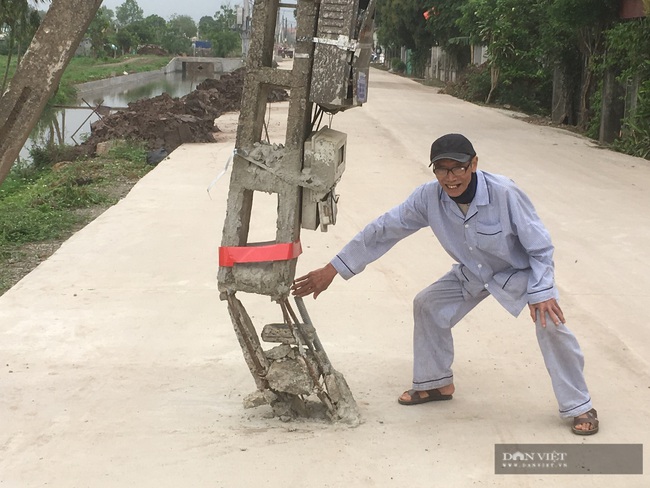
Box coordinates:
[471,155,479,171]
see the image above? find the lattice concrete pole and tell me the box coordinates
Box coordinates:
[277,0,320,239]
[0,0,103,186]
[218,0,319,300]
[218,0,280,297]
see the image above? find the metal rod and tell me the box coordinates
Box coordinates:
[280,299,336,415]
[294,296,332,368]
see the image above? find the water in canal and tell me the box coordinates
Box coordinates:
[20,70,213,161]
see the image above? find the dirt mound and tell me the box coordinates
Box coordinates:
[137,45,168,56]
[78,68,290,157]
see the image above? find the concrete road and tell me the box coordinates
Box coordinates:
[1,68,648,487]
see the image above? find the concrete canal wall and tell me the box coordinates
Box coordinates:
[76,57,244,98]
[162,57,244,75]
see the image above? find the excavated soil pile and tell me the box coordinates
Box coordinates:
[80,69,289,157]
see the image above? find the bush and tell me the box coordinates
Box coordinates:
[0,201,79,244]
[28,144,81,169]
[443,64,491,103]
[391,57,406,73]
[444,63,551,115]
[612,79,650,159]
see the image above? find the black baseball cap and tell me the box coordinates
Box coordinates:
[429,133,476,166]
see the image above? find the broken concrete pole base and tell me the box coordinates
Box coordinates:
[324,370,360,426]
[242,388,352,425]
[239,343,360,426]
[225,295,359,425]
[266,357,315,396]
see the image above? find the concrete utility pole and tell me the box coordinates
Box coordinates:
[238,0,253,58]
[0,0,103,186]
[218,0,375,423]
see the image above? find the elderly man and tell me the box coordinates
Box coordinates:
[292,133,599,435]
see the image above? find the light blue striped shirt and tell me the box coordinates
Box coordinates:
[331,170,558,316]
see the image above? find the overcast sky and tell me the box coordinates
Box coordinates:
[100,0,231,21]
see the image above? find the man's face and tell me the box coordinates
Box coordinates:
[433,156,478,198]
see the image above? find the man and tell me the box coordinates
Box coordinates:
[291,133,599,435]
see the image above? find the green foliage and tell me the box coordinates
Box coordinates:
[445,59,551,114]
[0,0,42,91]
[161,29,192,55]
[0,199,80,244]
[0,140,151,254]
[602,18,650,81]
[200,6,241,57]
[373,0,628,131]
[0,54,17,80]
[588,18,650,157]
[543,0,619,128]
[211,30,241,57]
[60,55,172,84]
[115,0,144,28]
[86,6,115,58]
[106,140,148,164]
[617,77,650,157]
[140,14,167,46]
[115,27,139,55]
[376,0,441,76]
[198,15,218,37]
[168,14,197,39]
[391,57,406,73]
[443,63,491,102]
[28,144,79,169]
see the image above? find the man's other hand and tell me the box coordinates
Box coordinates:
[529,298,565,327]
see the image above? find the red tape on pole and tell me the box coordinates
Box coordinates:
[219,241,302,267]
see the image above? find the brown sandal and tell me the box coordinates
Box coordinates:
[572,408,599,435]
[398,388,453,405]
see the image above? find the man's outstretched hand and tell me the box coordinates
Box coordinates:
[291,263,338,299]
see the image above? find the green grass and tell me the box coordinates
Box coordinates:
[1,54,173,105]
[0,141,152,294]
[61,55,173,85]
[0,54,19,87]
[0,52,169,292]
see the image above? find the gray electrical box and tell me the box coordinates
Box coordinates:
[301,127,347,231]
[310,0,375,111]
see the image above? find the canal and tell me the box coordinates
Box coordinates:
[20,70,215,161]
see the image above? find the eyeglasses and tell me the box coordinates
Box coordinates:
[432,163,471,178]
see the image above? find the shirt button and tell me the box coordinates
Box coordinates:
[464,224,469,228]
[478,264,483,269]
[484,283,489,288]
[468,246,473,251]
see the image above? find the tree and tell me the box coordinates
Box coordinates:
[601,18,650,155]
[115,0,143,28]
[376,0,441,76]
[127,19,156,45]
[168,14,196,40]
[211,30,240,57]
[161,27,191,55]
[198,15,218,39]
[205,5,241,57]
[458,0,547,104]
[143,14,166,45]
[0,0,104,186]
[14,8,40,63]
[542,0,619,129]
[115,25,138,55]
[86,6,115,57]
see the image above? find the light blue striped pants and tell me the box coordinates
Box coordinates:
[411,269,593,418]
